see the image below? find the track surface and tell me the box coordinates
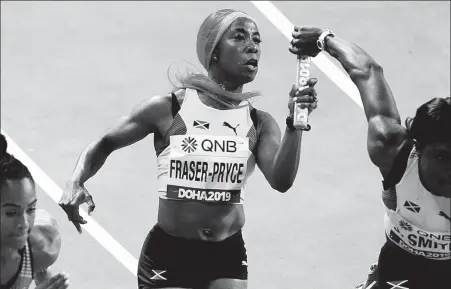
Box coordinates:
[1,1,450,288]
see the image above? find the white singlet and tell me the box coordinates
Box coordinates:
[384,148,451,260]
[156,88,259,205]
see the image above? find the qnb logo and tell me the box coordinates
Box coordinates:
[393,226,404,238]
[181,137,198,153]
[399,220,413,232]
[202,139,237,153]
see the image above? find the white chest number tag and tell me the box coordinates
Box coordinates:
[166,135,250,204]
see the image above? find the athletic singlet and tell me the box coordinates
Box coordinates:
[383,147,451,260]
[155,88,259,204]
[3,240,34,289]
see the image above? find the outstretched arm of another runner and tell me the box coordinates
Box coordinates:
[58,95,172,233]
[256,78,318,193]
[290,27,408,178]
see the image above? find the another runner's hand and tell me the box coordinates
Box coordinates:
[58,181,95,234]
[289,26,325,57]
[35,272,70,289]
[288,78,319,116]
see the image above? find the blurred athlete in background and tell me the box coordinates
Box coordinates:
[1,134,70,289]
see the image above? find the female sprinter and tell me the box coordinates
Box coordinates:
[58,8,319,289]
[0,134,70,289]
[290,27,450,289]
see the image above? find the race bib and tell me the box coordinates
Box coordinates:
[385,211,451,260]
[166,134,250,204]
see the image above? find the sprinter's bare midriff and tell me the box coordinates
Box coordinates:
[157,198,245,241]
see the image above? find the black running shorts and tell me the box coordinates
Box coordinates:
[137,225,248,288]
[377,241,450,289]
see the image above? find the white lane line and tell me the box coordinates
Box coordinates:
[1,129,139,276]
[250,1,364,108]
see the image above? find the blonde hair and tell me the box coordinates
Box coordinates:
[169,9,262,109]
